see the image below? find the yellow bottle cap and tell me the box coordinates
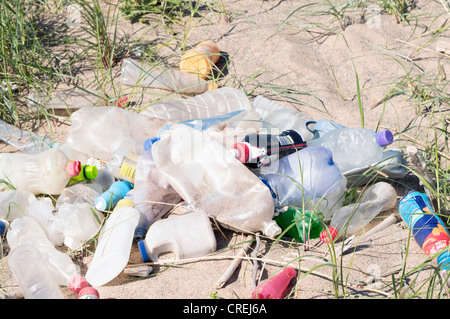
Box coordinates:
[114,199,134,210]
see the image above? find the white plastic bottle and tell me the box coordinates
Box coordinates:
[320,182,398,242]
[85,199,140,287]
[140,86,253,123]
[8,244,64,299]
[6,216,79,288]
[138,211,217,262]
[307,128,394,173]
[121,58,214,94]
[0,148,81,195]
[257,145,347,211]
[0,189,37,221]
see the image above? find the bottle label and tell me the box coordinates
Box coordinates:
[118,153,138,183]
[276,135,294,146]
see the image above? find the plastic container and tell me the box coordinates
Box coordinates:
[307,128,394,173]
[8,244,64,299]
[151,124,281,238]
[85,199,140,287]
[140,86,253,123]
[133,148,182,241]
[68,164,98,185]
[121,58,214,94]
[67,106,165,161]
[179,40,220,78]
[251,267,297,299]
[231,129,307,168]
[27,197,64,246]
[107,149,139,184]
[320,182,398,243]
[0,118,53,154]
[138,212,217,262]
[275,207,322,243]
[398,191,450,271]
[0,189,37,221]
[27,88,99,112]
[256,146,346,210]
[252,95,314,141]
[6,216,79,288]
[0,148,81,195]
[94,180,134,211]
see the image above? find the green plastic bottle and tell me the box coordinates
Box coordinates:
[275,206,322,243]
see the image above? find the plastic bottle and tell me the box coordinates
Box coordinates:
[251,267,297,299]
[231,129,307,168]
[7,244,64,299]
[0,118,53,154]
[94,180,134,211]
[307,128,394,173]
[6,216,80,289]
[140,86,253,123]
[179,40,220,79]
[275,207,323,243]
[0,148,81,195]
[85,199,140,287]
[256,146,346,210]
[107,149,139,184]
[305,119,346,139]
[138,212,217,262]
[398,191,450,271]
[151,124,281,238]
[0,189,37,221]
[121,58,215,94]
[68,164,98,185]
[27,197,64,246]
[320,182,398,243]
[133,147,182,241]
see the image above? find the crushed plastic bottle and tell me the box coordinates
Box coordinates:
[305,119,346,139]
[138,211,217,262]
[27,197,64,246]
[179,40,220,79]
[140,86,253,123]
[320,182,397,243]
[94,180,134,211]
[0,189,37,222]
[275,206,323,243]
[0,148,81,195]
[8,244,64,299]
[307,127,394,173]
[251,267,297,299]
[85,199,139,287]
[151,124,281,238]
[121,58,215,94]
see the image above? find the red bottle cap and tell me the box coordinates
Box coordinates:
[78,287,100,299]
[232,143,250,163]
[69,274,90,294]
[319,227,338,243]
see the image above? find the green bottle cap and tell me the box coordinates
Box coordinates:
[83,165,98,180]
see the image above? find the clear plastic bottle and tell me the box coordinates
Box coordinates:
[0,189,37,222]
[0,148,81,195]
[138,211,217,262]
[133,148,182,241]
[320,182,398,243]
[8,244,64,299]
[85,199,140,287]
[179,40,220,79]
[121,58,214,94]
[307,128,394,173]
[94,180,134,211]
[6,216,79,288]
[27,197,64,246]
[257,146,346,210]
[140,86,253,123]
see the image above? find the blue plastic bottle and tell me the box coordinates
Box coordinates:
[94,180,134,211]
[398,191,450,270]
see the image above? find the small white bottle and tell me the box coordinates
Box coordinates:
[85,199,140,287]
[8,244,64,299]
[0,148,81,195]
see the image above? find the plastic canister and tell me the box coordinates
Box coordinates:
[180,41,220,78]
[138,212,217,262]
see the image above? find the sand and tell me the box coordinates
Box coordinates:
[1,0,449,302]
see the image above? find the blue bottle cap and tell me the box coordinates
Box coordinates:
[143,137,160,151]
[94,181,133,211]
[134,226,148,242]
[376,129,394,147]
[0,220,8,236]
[138,240,150,263]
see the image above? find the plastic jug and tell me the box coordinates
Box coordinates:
[275,207,323,243]
[307,128,394,173]
[85,199,140,287]
[6,216,80,288]
[0,148,81,195]
[398,191,450,271]
[133,148,182,241]
[94,180,134,211]
[320,182,397,242]
[138,211,217,262]
[140,87,253,123]
[256,146,346,211]
[121,58,214,94]
[67,106,166,161]
[179,40,220,78]
[251,266,297,299]
[0,189,37,221]
[8,244,64,299]
[151,124,281,238]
